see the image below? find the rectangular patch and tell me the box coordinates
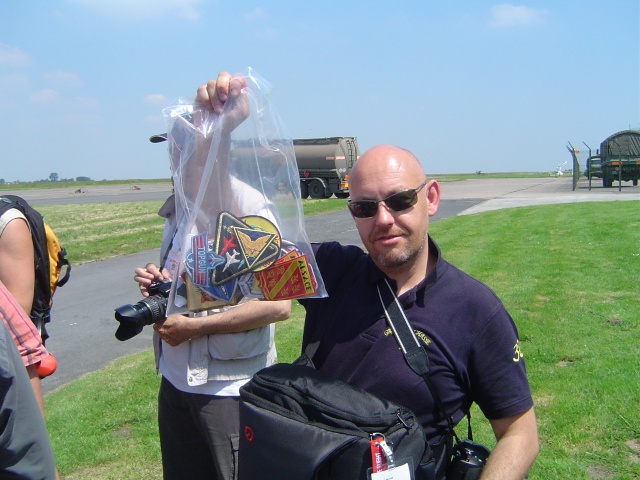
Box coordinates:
[191,232,209,287]
[257,254,317,300]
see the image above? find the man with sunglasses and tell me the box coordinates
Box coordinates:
[195,74,538,479]
[297,144,539,479]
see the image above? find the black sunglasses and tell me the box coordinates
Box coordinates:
[347,181,428,218]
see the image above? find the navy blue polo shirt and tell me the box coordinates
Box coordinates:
[299,238,533,442]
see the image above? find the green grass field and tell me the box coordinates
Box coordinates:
[38,197,640,479]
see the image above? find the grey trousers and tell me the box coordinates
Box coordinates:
[158,377,240,480]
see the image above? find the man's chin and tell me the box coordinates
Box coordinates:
[371,248,412,271]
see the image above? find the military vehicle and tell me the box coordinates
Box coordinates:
[294,137,359,199]
[584,130,640,188]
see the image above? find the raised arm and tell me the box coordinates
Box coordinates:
[177,72,249,227]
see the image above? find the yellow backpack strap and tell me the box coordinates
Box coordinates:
[44,223,71,293]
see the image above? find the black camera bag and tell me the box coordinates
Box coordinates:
[239,358,434,479]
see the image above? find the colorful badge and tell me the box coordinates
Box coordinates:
[237,273,263,299]
[185,232,224,288]
[185,275,241,311]
[182,211,322,306]
[211,212,281,285]
[257,253,318,300]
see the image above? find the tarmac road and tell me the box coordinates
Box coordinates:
[9,176,637,393]
[5,182,173,206]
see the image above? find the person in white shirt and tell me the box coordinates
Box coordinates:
[135,72,291,480]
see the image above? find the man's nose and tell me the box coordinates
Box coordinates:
[373,201,395,224]
[158,197,175,219]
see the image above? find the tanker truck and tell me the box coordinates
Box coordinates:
[294,137,360,199]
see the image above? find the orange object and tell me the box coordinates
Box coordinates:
[37,353,57,378]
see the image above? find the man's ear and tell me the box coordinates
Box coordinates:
[426,180,440,216]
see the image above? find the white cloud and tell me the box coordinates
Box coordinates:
[30,89,60,103]
[0,43,31,68]
[489,4,548,27]
[43,70,83,88]
[145,94,168,106]
[68,0,205,20]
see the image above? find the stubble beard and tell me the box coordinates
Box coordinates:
[369,230,428,272]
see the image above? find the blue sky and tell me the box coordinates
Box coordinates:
[1,0,638,182]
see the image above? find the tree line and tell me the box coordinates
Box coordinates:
[0,173,93,185]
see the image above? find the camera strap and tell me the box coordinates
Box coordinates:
[377,278,473,443]
[159,226,178,271]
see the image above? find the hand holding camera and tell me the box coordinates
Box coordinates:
[114,279,171,341]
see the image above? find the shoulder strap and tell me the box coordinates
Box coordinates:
[377,278,466,441]
[0,195,21,217]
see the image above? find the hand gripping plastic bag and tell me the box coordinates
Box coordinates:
[162,68,326,315]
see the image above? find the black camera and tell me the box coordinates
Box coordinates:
[114,280,171,341]
[447,440,490,480]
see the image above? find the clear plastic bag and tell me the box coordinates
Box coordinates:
[162,68,326,315]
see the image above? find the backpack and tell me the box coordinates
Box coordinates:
[0,195,71,343]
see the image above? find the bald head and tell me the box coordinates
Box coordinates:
[347,144,439,290]
[350,144,425,196]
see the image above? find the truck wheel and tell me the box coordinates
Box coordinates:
[300,181,309,199]
[335,192,349,199]
[633,179,638,186]
[309,180,325,199]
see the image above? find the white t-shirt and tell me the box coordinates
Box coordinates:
[0,209,28,236]
[157,178,280,396]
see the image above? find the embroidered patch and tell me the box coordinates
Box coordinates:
[185,275,241,311]
[181,211,321,308]
[185,232,224,288]
[257,253,317,300]
[237,273,263,299]
[211,212,281,285]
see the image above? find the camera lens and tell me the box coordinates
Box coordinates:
[138,295,167,323]
[114,294,168,341]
